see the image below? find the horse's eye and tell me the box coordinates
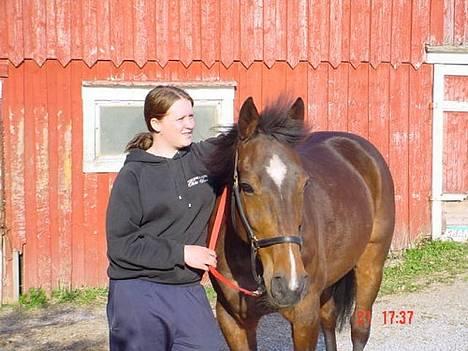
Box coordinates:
[240,182,254,194]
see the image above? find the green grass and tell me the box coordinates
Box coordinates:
[17,287,108,309]
[204,284,217,306]
[18,287,48,309]
[380,240,468,295]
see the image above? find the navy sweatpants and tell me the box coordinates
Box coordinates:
[107,279,224,351]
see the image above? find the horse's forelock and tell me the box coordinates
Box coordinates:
[257,98,307,147]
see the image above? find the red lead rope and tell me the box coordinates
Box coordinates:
[207,186,260,297]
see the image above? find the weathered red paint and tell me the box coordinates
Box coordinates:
[0,1,466,302]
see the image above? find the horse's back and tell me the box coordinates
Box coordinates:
[299,131,394,206]
[298,131,395,244]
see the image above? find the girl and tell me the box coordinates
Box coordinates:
[106,85,223,350]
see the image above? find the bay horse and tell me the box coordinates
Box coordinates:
[206,97,395,351]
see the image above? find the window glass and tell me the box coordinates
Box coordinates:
[99,105,145,155]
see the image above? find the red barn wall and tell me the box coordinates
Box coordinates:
[0,0,466,301]
[2,60,433,301]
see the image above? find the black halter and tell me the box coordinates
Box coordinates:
[231,150,304,296]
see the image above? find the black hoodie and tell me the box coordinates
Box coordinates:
[106,140,218,285]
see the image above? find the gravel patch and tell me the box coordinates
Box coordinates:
[0,277,466,350]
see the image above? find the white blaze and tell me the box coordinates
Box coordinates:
[266,154,287,190]
[288,247,299,291]
[266,155,298,289]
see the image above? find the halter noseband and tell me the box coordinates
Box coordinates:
[231,150,304,296]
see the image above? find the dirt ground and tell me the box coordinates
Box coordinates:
[0,276,466,351]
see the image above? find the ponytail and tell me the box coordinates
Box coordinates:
[125,132,153,152]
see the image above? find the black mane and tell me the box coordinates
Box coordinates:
[204,98,307,186]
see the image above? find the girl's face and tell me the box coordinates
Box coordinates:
[151,98,195,150]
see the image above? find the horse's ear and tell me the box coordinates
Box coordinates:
[238,97,260,140]
[288,97,305,121]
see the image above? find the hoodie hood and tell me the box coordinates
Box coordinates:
[124,147,190,164]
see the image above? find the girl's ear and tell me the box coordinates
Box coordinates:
[150,118,161,133]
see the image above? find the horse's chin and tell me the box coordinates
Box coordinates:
[265,291,303,309]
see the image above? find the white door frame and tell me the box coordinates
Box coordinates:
[427,52,468,240]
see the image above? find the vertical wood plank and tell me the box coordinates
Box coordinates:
[25,0,47,65]
[82,0,98,67]
[308,0,329,68]
[96,0,111,61]
[430,0,444,44]
[156,0,169,67]
[144,0,157,62]
[307,63,328,130]
[409,64,432,241]
[70,61,85,287]
[369,64,390,162]
[327,64,348,131]
[411,0,431,68]
[201,0,219,68]
[347,64,369,138]
[391,0,412,67]
[23,61,39,289]
[287,0,308,68]
[123,0,134,63]
[109,0,125,66]
[45,0,57,59]
[168,0,181,61]
[56,62,73,287]
[46,61,60,289]
[134,0,149,67]
[55,0,71,66]
[340,0,351,64]
[220,0,240,68]
[84,173,99,286]
[264,0,287,67]
[389,64,410,249]
[240,0,263,68]
[444,0,456,44]
[96,174,110,284]
[70,0,83,59]
[349,0,370,67]
[369,0,392,68]
[179,0,200,66]
[329,0,343,68]
[32,65,51,290]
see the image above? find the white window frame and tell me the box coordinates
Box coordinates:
[426,50,468,240]
[82,82,236,173]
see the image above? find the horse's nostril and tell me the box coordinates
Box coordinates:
[271,275,286,298]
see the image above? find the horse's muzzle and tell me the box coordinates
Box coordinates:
[270,273,309,307]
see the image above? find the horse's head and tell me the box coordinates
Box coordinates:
[235,97,310,307]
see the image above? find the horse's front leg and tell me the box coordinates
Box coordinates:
[282,297,321,351]
[216,301,258,351]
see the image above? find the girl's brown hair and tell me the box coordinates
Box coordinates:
[125,85,194,151]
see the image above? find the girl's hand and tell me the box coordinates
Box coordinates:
[184,245,217,271]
